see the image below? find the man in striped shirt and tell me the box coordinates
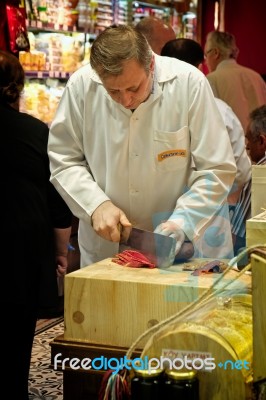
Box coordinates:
[231,104,266,255]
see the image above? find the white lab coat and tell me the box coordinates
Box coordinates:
[215,98,251,195]
[48,55,236,266]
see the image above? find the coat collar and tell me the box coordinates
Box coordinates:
[216,59,238,70]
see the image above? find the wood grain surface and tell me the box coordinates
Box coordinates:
[64,258,251,348]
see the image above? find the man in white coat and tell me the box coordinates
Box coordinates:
[48,25,236,267]
[161,38,251,206]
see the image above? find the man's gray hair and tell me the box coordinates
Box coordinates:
[207,31,239,59]
[90,25,153,79]
[249,104,266,141]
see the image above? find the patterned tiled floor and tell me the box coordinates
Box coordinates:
[29,321,64,399]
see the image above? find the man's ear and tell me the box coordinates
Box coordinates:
[213,47,220,59]
[150,54,155,73]
[260,133,266,149]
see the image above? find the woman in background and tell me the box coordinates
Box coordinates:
[0,50,72,400]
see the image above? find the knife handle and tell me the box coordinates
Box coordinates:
[117,223,130,244]
[117,223,122,234]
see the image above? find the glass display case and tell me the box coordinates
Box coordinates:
[21,0,201,124]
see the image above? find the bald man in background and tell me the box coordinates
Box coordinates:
[135,16,176,54]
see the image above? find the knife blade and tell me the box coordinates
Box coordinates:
[124,227,176,268]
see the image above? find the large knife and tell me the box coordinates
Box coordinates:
[123,227,176,268]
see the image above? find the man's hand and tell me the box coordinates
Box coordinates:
[56,255,68,277]
[92,200,132,242]
[154,221,194,259]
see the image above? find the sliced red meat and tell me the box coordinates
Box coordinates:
[112,249,156,269]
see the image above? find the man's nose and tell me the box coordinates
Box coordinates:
[119,91,132,107]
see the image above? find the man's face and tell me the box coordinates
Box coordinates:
[204,40,218,73]
[102,58,154,110]
[245,122,265,163]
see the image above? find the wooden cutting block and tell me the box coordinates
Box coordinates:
[251,252,266,383]
[246,210,266,247]
[251,165,266,217]
[64,258,251,347]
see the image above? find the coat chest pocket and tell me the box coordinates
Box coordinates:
[154,126,189,172]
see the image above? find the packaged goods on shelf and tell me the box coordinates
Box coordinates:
[76,0,91,29]
[182,10,197,40]
[61,35,83,71]
[28,0,80,27]
[81,40,93,65]
[21,80,66,125]
[132,2,170,24]
[21,32,83,73]
[21,0,200,123]
[19,50,47,71]
[27,0,116,33]
[65,0,79,8]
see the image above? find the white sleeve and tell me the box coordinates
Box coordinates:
[216,98,251,190]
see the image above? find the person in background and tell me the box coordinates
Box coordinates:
[161,38,251,206]
[231,105,266,255]
[135,16,176,55]
[0,50,72,400]
[204,31,266,131]
[48,25,236,267]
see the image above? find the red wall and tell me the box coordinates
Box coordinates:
[201,0,266,76]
